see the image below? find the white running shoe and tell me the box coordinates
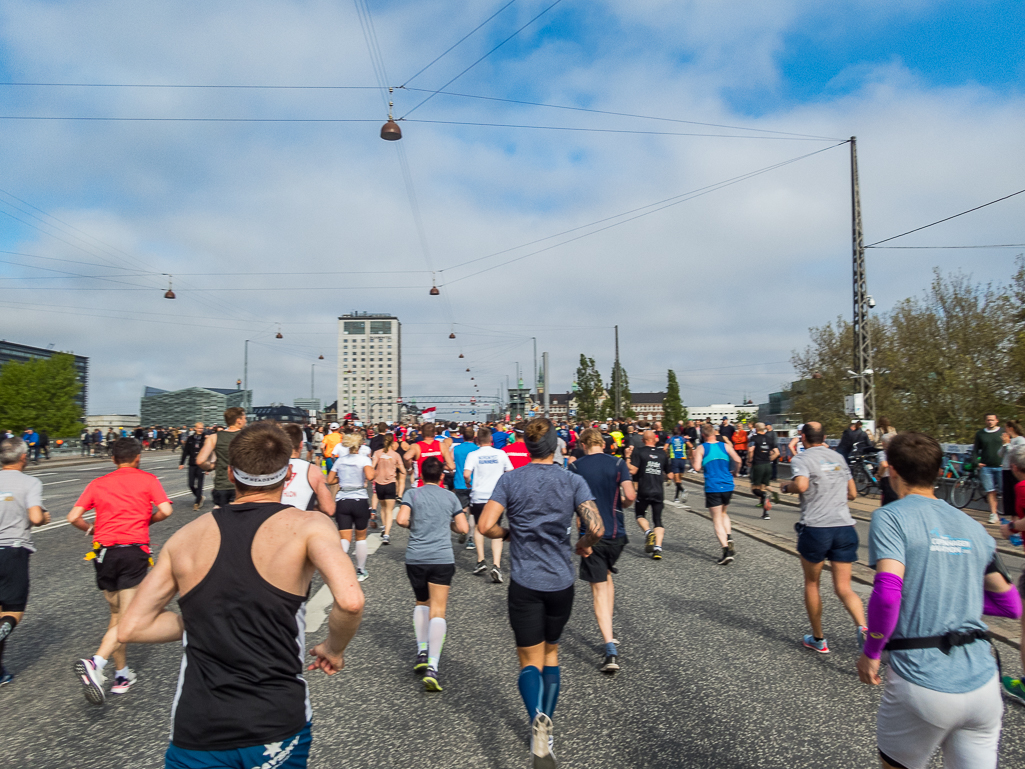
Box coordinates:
[74,658,106,705]
[356,567,368,582]
[110,669,138,695]
[531,713,558,769]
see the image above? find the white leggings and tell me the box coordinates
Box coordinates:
[877,670,1002,769]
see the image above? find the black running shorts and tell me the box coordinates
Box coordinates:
[579,536,627,584]
[335,499,372,531]
[634,497,665,528]
[749,463,772,487]
[0,546,31,611]
[705,491,733,509]
[507,579,574,648]
[94,545,150,592]
[375,482,397,501]
[469,502,501,526]
[454,488,471,509]
[405,563,456,602]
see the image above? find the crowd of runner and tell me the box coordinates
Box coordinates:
[1,410,1024,769]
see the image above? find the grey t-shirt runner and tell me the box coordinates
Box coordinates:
[401,484,463,565]
[789,445,855,527]
[489,463,594,592]
[0,468,43,552]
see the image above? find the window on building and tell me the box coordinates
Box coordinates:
[370,320,391,335]
[343,321,365,335]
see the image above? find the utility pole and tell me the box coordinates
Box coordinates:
[243,339,250,414]
[850,137,876,422]
[613,325,622,419]
[542,352,550,418]
[310,363,315,399]
[532,338,537,397]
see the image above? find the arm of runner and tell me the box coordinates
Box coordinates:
[575,500,604,557]
[362,462,376,483]
[150,501,173,524]
[306,514,365,675]
[66,505,92,533]
[769,447,780,461]
[395,459,406,497]
[857,558,905,685]
[28,505,50,526]
[118,543,185,644]
[443,444,455,471]
[403,445,419,463]
[396,503,412,528]
[691,444,704,472]
[477,500,508,540]
[195,434,217,471]
[847,478,858,501]
[309,465,335,516]
[724,442,742,472]
[782,475,809,494]
[451,511,469,535]
[620,479,636,505]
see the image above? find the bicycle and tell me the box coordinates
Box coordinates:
[850,450,881,497]
[944,460,981,509]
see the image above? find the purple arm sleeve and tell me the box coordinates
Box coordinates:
[863,571,903,660]
[983,586,1023,618]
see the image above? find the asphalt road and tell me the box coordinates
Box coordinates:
[4,453,1024,768]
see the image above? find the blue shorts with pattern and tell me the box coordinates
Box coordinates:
[166,724,312,769]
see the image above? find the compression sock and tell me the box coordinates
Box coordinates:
[340,538,350,554]
[675,482,682,494]
[541,666,561,719]
[427,618,447,670]
[517,666,543,722]
[413,606,430,652]
[355,539,368,570]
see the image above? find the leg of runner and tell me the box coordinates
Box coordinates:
[799,558,829,652]
[590,576,619,673]
[422,582,449,692]
[635,498,655,553]
[649,500,665,556]
[491,538,504,583]
[380,498,396,540]
[828,561,867,630]
[471,504,488,575]
[354,526,369,581]
[0,611,23,686]
[76,588,138,705]
[709,503,733,565]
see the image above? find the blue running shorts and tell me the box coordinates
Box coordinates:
[166,724,312,769]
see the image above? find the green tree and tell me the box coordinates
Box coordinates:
[600,364,636,419]
[663,370,686,427]
[575,354,604,422]
[0,353,82,436]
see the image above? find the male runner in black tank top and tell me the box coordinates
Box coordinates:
[119,421,364,769]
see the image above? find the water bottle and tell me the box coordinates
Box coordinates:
[1000,518,1024,547]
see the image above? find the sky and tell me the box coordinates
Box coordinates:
[0,0,1023,419]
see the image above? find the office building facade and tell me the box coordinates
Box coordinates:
[337,313,401,423]
[140,386,250,427]
[0,340,89,413]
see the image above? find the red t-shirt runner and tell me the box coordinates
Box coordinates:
[74,467,171,547]
[503,440,532,469]
[415,439,445,487]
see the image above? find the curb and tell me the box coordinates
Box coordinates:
[671,486,1022,651]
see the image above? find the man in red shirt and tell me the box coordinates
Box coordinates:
[67,437,173,705]
[503,424,532,469]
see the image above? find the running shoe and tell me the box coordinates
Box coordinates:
[414,651,429,674]
[651,547,663,560]
[727,538,735,559]
[74,658,106,705]
[856,626,868,649]
[110,669,138,695]
[989,513,1000,525]
[802,635,830,654]
[422,668,442,692]
[381,534,390,545]
[600,655,620,674]
[192,501,201,511]
[490,566,504,584]
[465,539,476,550]
[761,511,771,520]
[1002,676,1025,706]
[531,712,558,769]
[0,666,12,686]
[716,549,734,566]
[473,560,488,575]
[356,567,368,582]
[644,529,656,553]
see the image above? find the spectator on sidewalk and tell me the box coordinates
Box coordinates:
[876,433,898,506]
[38,430,50,460]
[836,421,869,464]
[972,413,1004,525]
[869,416,896,447]
[999,420,1025,521]
[780,421,866,654]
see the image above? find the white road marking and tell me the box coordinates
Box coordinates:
[42,479,80,485]
[28,472,57,477]
[306,533,383,633]
[34,512,95,533]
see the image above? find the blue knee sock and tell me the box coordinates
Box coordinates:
[517,666,543,721]
[541,666,560,719]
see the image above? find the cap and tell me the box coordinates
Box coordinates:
[600,424,608,431]
[329,422,340,430]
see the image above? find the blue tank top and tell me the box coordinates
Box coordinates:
[702,441,734,492]
[669,436,686,458]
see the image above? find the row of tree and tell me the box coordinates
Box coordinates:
[0,354,83,436]
[573,355,688,426]
[789,262,1025,443]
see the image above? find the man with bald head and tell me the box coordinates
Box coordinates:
[781,421,866,654]
[626,430,670,560]
[179,422,207,511]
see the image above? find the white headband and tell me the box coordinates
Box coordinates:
[231,464,289,487]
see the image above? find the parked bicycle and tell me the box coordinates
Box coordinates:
[939,456,981,509]
[849,449,881,497]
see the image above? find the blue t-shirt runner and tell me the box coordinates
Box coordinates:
[452,441,478,491]
[701,441,734,493]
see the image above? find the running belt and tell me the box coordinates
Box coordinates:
[885,628,991,655]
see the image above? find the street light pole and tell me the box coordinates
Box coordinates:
[542,352,550,418]
[243,339,250,413]
[311,363,315,400]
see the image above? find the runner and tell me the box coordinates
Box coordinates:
[0,437,50,686]
[1000,443,1025,704]
[178,422,206,511]
[691,423,741,565]
[67,437,173,704]
[626,430,670,560]
[280,424,335,515]
[491,423,509,450]
[477,418,603,769]
[396,456,469,692]
[858,431,1021,769]
[118,420,365,769]
[748,422,779,519]
[503,424,532,469]
[451,425,479,551]
[196,407,247,509]
[779,422,867,654]
[371,432,406,545]
[464,427,514,582]
[731,422,749,477]
[404,423,453,487]
[666,428,688,501]
[327,434,375,582]
[568,428,635,673]
[321,422,342,474]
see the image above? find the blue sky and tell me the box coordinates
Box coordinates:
[0,0,1023,415]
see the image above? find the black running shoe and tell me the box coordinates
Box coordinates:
[727,538,735,559]
[423,668,442,692]
[473,560,487,575]
[490,565,503,584]
[652,547,662,560]
[717,548,734,566]
[600,655,620,674]
[414,651,429,674]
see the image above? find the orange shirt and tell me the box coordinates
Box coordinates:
[321,432,342,458]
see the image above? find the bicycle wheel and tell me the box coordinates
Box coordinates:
[949,477,974,509]
[852,465,870,495]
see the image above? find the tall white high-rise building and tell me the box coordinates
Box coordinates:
[337,313,401,422]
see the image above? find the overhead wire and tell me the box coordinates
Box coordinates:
[865,188,1025,247]
[867,244,1025,249]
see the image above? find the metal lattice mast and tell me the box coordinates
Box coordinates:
[850,137,876,421]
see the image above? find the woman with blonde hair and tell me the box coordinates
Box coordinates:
[372,432,406,545]
[327,432,375,581]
